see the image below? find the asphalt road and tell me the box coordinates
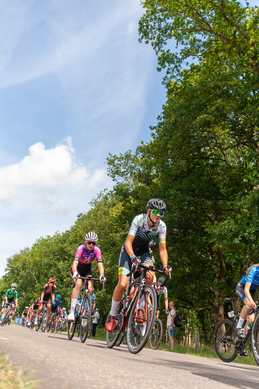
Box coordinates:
[0,325,259,389]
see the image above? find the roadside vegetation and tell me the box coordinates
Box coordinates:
[0,354,37,389]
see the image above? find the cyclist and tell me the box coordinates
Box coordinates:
[0,283,18,323]
[22,306,29,326]
[51,294,62,327]
[68,232,106,322]
[34,277,56,326]
[235,264,259,338]
[105,198,171,332]
[155,277,169,319]
[27,296,41,326]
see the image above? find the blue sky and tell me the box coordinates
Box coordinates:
[0,0,167,276]
[0,0,257,277]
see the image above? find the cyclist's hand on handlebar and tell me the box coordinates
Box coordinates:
[73,271,79,281]
[163,265,172,275]
[165,308,169,315]
[99,274,106,283]
[131,255,141,265]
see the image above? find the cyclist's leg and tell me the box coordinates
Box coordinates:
[236,282,255,330]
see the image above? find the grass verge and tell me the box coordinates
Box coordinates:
[0,354,37,389]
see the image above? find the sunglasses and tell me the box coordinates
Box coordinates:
[151,209,165,217]
[87,241,96,246]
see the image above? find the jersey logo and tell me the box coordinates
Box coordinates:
[136,230,158,241]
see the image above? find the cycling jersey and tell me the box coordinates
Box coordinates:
[128,214,167,256]
[6,289,18,299]
[52,298,61,308]
[156,286,168,298]
[42,283,56,295]
[240,266,259,290]
[22,309,29,316]
[74,244,102,266]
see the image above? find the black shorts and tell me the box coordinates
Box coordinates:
[118,242,154,275]
[32,304,38,311]
[7,298,15,305]
[236,281,256,302]
[70,263,92,280]
[51,306,59,314]
[42,294,52,302]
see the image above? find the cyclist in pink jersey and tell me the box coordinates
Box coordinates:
[68,232,106,322]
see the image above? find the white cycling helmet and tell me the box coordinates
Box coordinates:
[85,232,98,243]
[62,307,66,311]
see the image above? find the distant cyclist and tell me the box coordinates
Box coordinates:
[0,283,18,323]
[27,296,41,326]
[22,306,29,326]
[106,198,172,332]
[68,232,106,322]
[34,278,56,326]
[155,277,169,319]
[51,294,62,326]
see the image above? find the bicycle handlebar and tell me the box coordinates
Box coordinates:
[78,276,105,291]
[126,263,169,286]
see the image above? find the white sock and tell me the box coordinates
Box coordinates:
[110,299,120,317]
[35,314,38,319]
[237,317,245,329]
[70,299,77,313]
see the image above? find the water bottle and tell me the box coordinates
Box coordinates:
[245,323,252,334]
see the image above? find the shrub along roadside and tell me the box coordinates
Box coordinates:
[0,353,37,389]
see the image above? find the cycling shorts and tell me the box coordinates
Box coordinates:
[7,298,15,305]
[51,306,59,314]
[42,294,52,302]
[118,242,154,275]
[32,304,38,311]
[236,281,256,303]
[70,264,93,283]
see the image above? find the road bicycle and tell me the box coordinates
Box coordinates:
[0,304,13,326]
[214,297,259,365]
[106,263,168,354]
[67,276,104,343]
[35,302,49,332]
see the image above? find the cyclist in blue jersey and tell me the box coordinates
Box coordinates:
[51,294,62,327]
[105,198,172,332]
[235,264,259,338]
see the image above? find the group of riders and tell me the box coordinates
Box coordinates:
[1,198,258,356]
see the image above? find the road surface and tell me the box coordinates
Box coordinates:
[0,325,258,389]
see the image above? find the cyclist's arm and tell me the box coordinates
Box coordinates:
[15,298,18,307]
[40,292,44,302]
[159,242,168,267]
[97,262,104,277]
[52,293,55,305]
[72,259,79,274]
[125,234,135,258]
[244,282,257,309]
[164,295,168,310]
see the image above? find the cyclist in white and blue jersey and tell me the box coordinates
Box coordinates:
[235,264,259,338]
[105,198,172,332]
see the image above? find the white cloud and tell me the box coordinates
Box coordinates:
[0,136,109,210]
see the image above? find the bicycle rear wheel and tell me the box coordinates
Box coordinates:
[150,318,163,350]
[79,293,91,343]
[106,299,125,348]
[214,319,237,362]
[251,312,259,365]
[67,318,77,340]
[127,285,157,354]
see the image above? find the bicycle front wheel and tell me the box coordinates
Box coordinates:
[127,285,157,354]
[79,293,91,343]
[251,312,259,365]
[214,319,237,362]
[41,311,48,332]
[150,318,163,350]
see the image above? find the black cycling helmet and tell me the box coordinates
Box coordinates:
[149,240,156,251]
[147,198,166,211]
[158,277,165,285]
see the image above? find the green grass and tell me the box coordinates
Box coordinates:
[0,354,37,389]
